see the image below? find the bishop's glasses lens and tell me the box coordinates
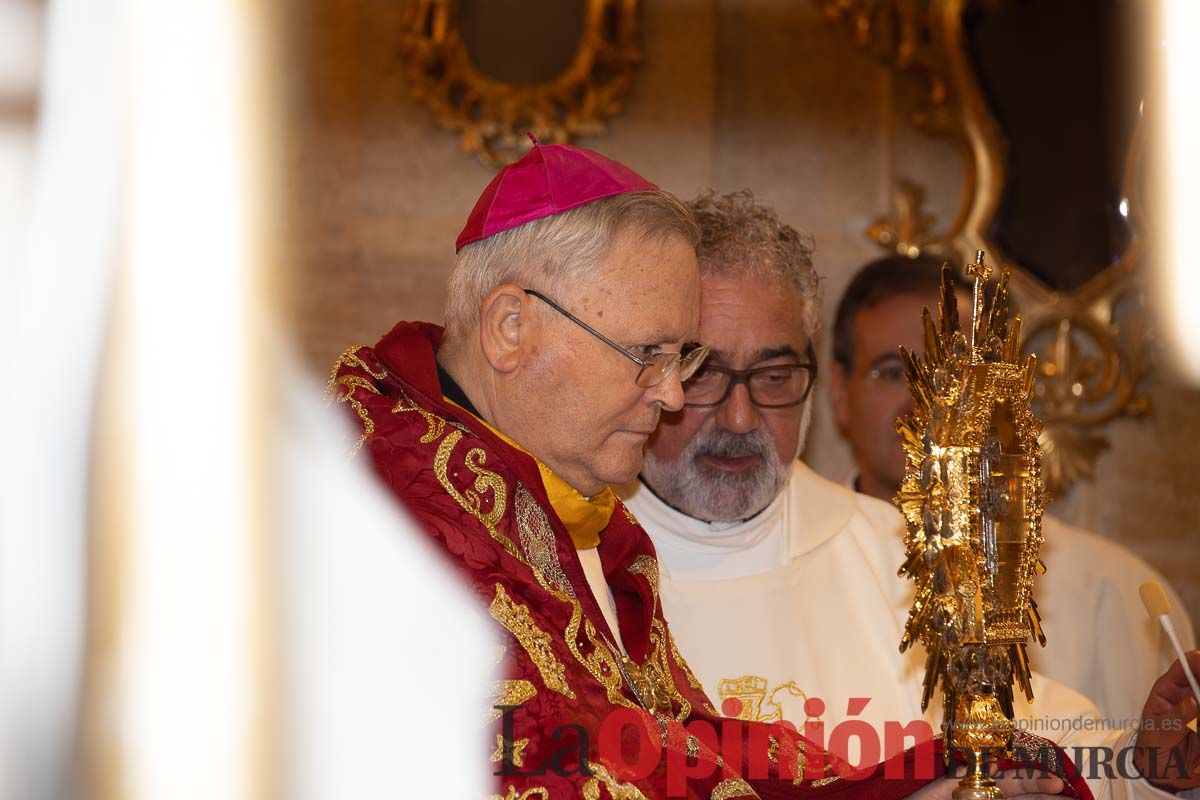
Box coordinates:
[634,343,711,390]
[679,343,711,381]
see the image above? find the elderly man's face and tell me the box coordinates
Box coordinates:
[828,288,969,500]
[641,273,813,521]
[523,229,701,495]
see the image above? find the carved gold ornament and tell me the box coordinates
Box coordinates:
[818,0,1152,497]
[399,0,643,167]
[895,255,1048,800]
[866,179,943,260]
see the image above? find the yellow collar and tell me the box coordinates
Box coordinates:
[445,398,614,550]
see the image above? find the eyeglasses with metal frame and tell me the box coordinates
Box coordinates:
[682,343,818,408]
[523,288,711,390]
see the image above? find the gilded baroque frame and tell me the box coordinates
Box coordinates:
[819,0,1153,496]
[399,0,642,167]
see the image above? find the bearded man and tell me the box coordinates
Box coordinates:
[330,147,1083,800]
[828,255,1195,723]
[624,190,1200,800]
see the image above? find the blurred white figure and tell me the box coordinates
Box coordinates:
[277,355,493,799]
[1,0,492,795]
[1,1,121,797]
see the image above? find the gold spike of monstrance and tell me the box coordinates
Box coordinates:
[895,252,1048,800]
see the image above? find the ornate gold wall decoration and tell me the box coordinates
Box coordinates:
[399,0,642,167]
[867,179,945,259]
[1020,279,1154,494]
[816,0,946,112]
[818,0,1153,497]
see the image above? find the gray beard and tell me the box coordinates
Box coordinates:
[642,426,792,523]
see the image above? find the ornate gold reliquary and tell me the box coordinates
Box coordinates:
[895,252,1048,798]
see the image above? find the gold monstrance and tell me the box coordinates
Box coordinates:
[895,252,1048,800]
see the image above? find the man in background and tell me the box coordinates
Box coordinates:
[828,255,1195,723]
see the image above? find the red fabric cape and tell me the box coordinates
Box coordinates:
[328,321,1092,800]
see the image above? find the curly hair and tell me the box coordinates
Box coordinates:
[687,189,820,339]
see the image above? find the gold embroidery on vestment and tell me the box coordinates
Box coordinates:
[710,777,759,799]
[581,763,648,800]
[514,483,573,597]
[528,569,634,709]
[489,584,575,699]
[328,374,382,452]
[326,347,387,452]
[627,555,660,612]
[720,676,814,785]
[623,555,696,720]
[485,679,537,725]
[417,394,634,711]
[489,786,550,800]
[718,672,811,781]
[579,618,635,708]
[717,675,811,725]
[436,429,522,561]
[765,734,809,786]
[391,385,446,443]
[490,734,530,768]
[325,345,387,395]
[389,388,692,722]
[645,621,691,720]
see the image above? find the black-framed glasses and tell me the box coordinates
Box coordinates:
[683,343,818,408]
[523,288,711,390]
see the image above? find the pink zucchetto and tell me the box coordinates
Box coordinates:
[455,137,658,252]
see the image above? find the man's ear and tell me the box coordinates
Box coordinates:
[478,283,532,374]
[827,361,851,436]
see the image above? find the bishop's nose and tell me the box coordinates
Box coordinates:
[647,368,687,413]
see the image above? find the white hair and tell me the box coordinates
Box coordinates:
[443,190,699,341]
